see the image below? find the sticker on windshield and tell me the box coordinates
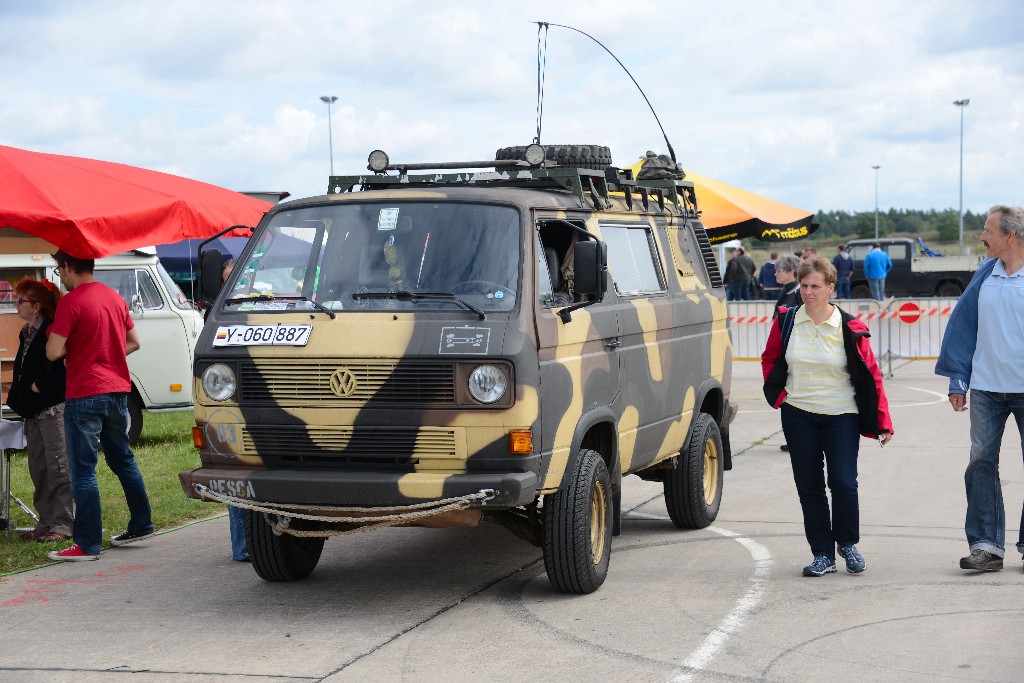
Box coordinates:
[378,208,400,231]
[439,326,490,355]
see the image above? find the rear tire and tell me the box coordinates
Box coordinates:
[127,393,144,446]
[850,284,872,299]
[935,282,962,297]
[542,448,612,594]
[245,510,325,581]
[495,144,613,170]
[664,413,724,529]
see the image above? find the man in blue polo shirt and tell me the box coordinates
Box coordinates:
[936,205,1024,572]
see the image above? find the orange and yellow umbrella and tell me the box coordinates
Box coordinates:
[627,159,817,245]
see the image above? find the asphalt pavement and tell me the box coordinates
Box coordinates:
[0,360,1021,682]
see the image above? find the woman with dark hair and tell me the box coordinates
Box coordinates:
[6,278,73,543]
[761,257,893,576]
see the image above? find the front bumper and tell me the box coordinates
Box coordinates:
[179,467,539,509]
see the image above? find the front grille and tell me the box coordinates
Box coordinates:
[238,359,456,406]
[242,425,462,466]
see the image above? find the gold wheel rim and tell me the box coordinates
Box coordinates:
[590,479,607,564]
[702,437,719,506]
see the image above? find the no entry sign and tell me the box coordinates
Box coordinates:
[896,302,923,324]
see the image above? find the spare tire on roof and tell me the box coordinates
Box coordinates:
[495,144,613,170]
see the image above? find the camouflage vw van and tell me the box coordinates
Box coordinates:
[180,145,735,594]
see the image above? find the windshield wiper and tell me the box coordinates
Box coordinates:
[353,290,485,320]
[224,294,336,319]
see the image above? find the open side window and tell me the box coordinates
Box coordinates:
[537,219,586,308]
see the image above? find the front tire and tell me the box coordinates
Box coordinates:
[935,282,963,297]
[664,413,724,529]
[245,510,325,581]
[542,448,612,594]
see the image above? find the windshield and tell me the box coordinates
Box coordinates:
[222,202,521,314]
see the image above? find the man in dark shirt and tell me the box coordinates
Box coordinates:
[832,244,854,299]
[724,247,756,301]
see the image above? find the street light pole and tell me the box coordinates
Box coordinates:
[872,165,880,240]
[954,99,970,255]
[320,95,338,175]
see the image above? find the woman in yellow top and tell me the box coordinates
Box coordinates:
[761,258,894,576]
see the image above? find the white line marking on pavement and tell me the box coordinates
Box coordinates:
[667,526,773,683]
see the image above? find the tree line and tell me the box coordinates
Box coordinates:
[812,208,986,241]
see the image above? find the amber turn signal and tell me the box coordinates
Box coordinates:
[508,429,533,455]
[192,426,205,449]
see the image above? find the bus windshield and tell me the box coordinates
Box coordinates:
[222,202,520,314]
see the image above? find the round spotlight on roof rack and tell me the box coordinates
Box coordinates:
[524,144,548,167]
[524,144,546,167]
[367,150,390,173]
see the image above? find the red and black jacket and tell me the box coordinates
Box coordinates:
[761,305,893,438]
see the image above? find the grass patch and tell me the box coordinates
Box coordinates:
[0,410,224,574]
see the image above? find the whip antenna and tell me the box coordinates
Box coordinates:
[535,21,677,163]
[535,22,549,144]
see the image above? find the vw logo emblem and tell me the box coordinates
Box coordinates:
[329,368,358,397]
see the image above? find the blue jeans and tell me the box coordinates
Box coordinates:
[64,394,153,555]
[726,281,747,301]
[868,278,885,301]
[835,277,851,299]
[228,506,249,560]
[781,403,861,559]
[965,390,1024,558]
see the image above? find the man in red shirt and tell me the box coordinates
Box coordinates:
[45,251,155,561]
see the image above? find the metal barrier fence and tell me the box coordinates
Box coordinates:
[729,297,959,376]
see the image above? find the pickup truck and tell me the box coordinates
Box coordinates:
[844,237,981,298]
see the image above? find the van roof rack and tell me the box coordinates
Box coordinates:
[326,153,699,217]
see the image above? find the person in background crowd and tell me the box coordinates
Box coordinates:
[773,254,803,318]
[801,247,818,260]
[724,246,756,301]
[219,258,250,563]
[935,205,1024,572]
[832,244,854,299]
[863,242,893,301]
[762,257,893,577]
[772,253,803,453]
[6,278,73,544]
[45,250,155,561]
[760,252,780,301]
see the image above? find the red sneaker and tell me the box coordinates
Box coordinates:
[47,543,100,562]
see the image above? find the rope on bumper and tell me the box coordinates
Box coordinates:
[194,484,495,538]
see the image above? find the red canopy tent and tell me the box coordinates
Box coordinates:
[0,145,270,258]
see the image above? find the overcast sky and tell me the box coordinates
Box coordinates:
[2,1,1022,215]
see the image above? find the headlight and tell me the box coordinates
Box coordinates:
[468,364,507,404]
[202,363,236,402]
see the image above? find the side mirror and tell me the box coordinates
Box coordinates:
[573,240,607,297]
[199,248,224,306]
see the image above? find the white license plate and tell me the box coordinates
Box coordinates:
[213,324,312,347]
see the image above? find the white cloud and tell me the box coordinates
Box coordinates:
[0,0,1022,211]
